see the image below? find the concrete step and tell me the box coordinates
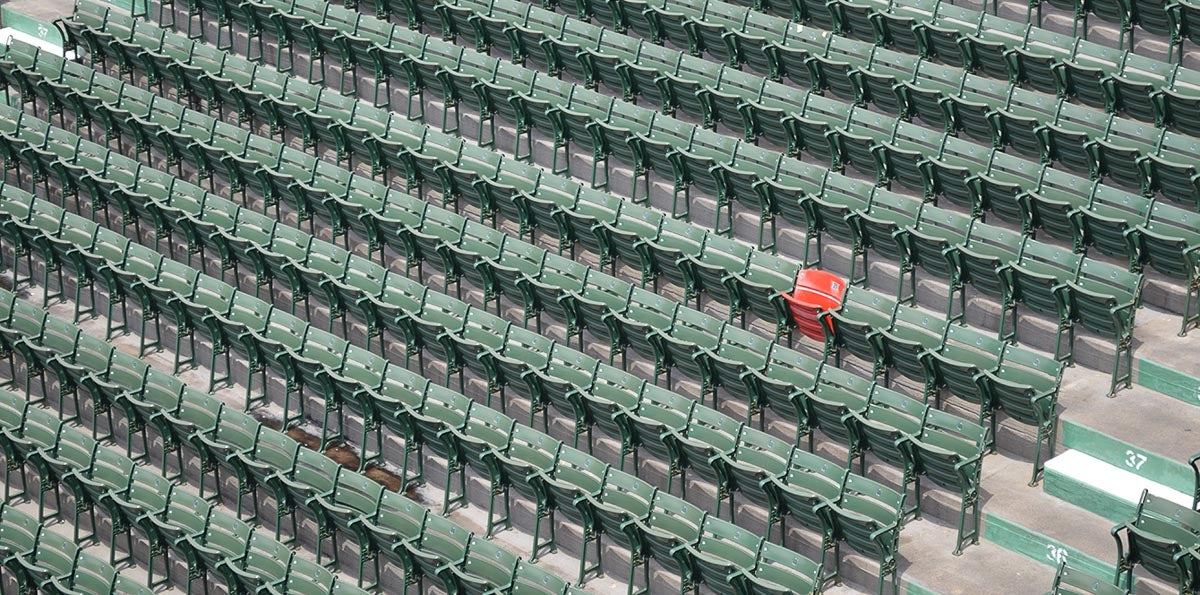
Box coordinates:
[1060,419,1195,499]
[973,450,1180,595]
[1129,308,1200,408]
[865,514,1046,595]
[1056,367,1200,494]
[1043,450,1191,524]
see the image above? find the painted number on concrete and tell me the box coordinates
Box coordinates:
[1124,450,1148,471]
[1046,545,1069,566]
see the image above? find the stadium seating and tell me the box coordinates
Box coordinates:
[0,44,1060,494]
[0,297,590,594]
[0,500,158,595]
[52,5,1183,384]
[0,388,371,594]
[0,79,1022,496]
[0,0,1189,591]
[44,11,1180,381]
[0,182,835,590]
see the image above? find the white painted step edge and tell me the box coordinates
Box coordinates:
[1045,449,1192,509]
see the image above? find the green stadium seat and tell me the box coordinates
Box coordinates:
[1071,260,1142,395]
[3,408,63,518]
[68,538,159,595]
[821,286,895,379]
[828,473,904,594]
[1010,239,1076,350]
[956,221,1019,336]
[805,175,874,272]
[363,488,425,577]
[916,4,979,70]
[750,539,824,593]
[504,424,565,559]
[657,306,722,393]
[913,408,987,555]
[677,403,741,517]
[1112,490,1200,592]
[897,62,959,133]
[880,305,944,400]
[849,385,923,512]
[585,468,653,592]
[807,374,871,464]
[1137,203,1200,335]
[632,386,692,496]
[685,514,762,594]
[512,560,578,595]
[904,206,970,321]
[872,2,926,55]
[541,446,606,581]
[985,344,1062,484]
[853,190,922,301]
[950,77,1005,147]
[1048,561,1130,594]
[1145,134,1200,209]
[193,408,264,519]
[927,323,996,410]
[452,535,520,594]
[830,0,884,42]
[637,491,706,589]
[0,502,42,591]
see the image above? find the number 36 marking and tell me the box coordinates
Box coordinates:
[1046,545,1068,565]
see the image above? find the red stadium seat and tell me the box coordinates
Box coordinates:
[782,269,847,341]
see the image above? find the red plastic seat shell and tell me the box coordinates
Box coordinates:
[782,269,848,341]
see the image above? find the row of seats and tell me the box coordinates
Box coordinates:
[0,191,835,593]
[399,0,1200,218]
[436,0,1200,195]
[42,17,1176,391]
[111,0,1200,351]
[630,0,1198,97]
[525,0,1200,124]
[0,391,371,594]
[0,64,1019,512]
[0,499,156,595]
[0,322,585,595]
[383,0,1199,290]
[0,31,1066,489]
[823,286,1060,484]
[83,0,1156,389]
[1111,490,1200,593]
[60,11,1166,424]
[0,89,999,561]
[25,0,1152,590]
[75,0,1200,590]
[0,95,972,541]
[20,38,1126,466]
[34,25,807,331]
[0,20,1049,404]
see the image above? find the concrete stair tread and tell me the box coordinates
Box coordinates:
[1058,367,1200,492]
[1133,306,1200,380]
[978,452,1181,594]
[1044,450,1191,521]
[980,452,1115,565]
[895,516,1049,595]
